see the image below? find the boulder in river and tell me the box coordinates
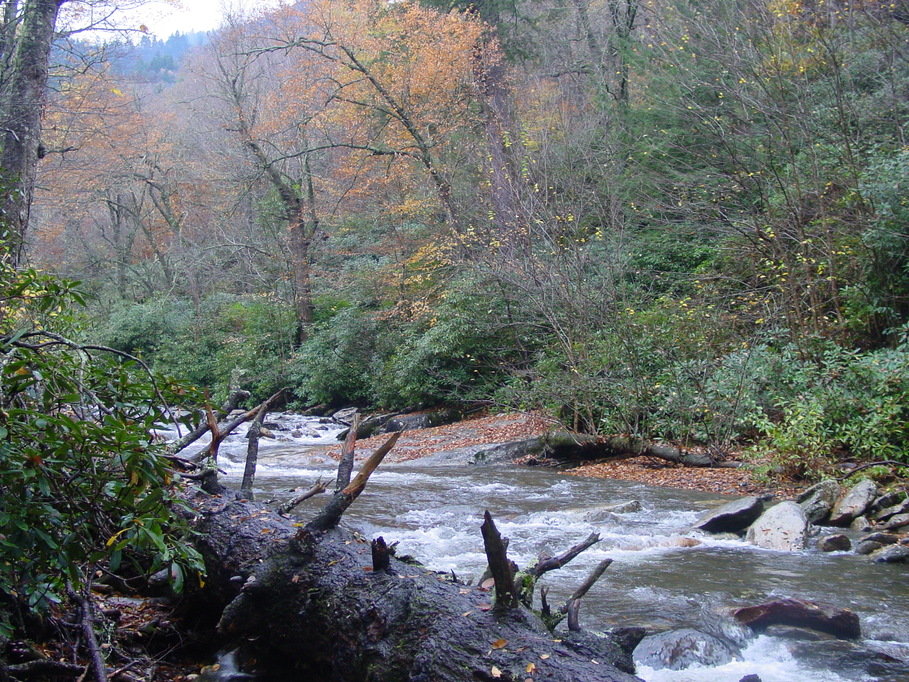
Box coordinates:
[786,638,909,680]
[850,515,873,532]
[816,534,851,552]
[829,479,877,526]
[872,490,906,512]
[797,480,840,524]
[874,497,909,522]
[745,501,809,551]
[733,598,861,639]
[882,513,909,531]
[694,496,764,534]
[633,628,740,670]
[868,543,909,563]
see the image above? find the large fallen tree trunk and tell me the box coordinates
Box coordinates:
[479,431,719,467]
[599,435,717,467]
[183,430,643,681]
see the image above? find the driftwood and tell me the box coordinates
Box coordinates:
[185,425,641,681]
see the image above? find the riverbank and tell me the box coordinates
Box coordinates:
[320,411,806,498]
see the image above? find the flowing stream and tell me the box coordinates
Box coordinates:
[170,415,909,682]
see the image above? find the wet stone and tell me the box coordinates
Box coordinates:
[874,498,909,521]
[695,496,764,534]
[869,544,909,564]
[746,502,809,551]
[633,628,740,671]
[829,479,878,526]
[854,540,886,556]
[850,515,873,532]
[882,513,909,531]
[816,534,851,552]
[797,480,840,525]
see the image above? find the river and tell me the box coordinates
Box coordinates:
[169,414,909,682]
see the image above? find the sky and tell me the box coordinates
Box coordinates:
[119,0,286,39]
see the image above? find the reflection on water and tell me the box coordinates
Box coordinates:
[208,418,907,682]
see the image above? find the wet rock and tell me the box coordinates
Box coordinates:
[816,534,851,552]
[633,628,740,671]
[694,496,764,534]
[384,413,433,432]
[584,501,642,522]
[787,639,909,680]
[872,491,906,513]
[855,540,886,555]
[608,626,647,656]
[733,598,861,639]
[869,543,909,563]
[875,498,909,522]
[330,407,359,425]
[850,515,873,532]
[797,480,840,524]
[882,513,909,531]
[764,625,836,641]
[470,437,545,465]
[745,502,809,551]
[859,532,901,546]
[738,676,762,682]
[829,479,878,526]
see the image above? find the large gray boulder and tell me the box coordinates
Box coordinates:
[694,497,765,534]
[829,479,878,526]
[797,480,840,524]
[746,501,809,551]
[633,628,740,670]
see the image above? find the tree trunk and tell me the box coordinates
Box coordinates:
[187,489,641,681]
[0,0,62,266]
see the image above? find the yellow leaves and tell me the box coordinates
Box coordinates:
[490,666,502,678]
[105,527,130,547]
[491,638,507,650]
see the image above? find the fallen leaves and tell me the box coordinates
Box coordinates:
[491,638,507,649]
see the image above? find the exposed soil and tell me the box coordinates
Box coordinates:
[323,411,806,498]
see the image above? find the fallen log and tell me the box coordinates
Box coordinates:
[184,442,641,680]
[476,431,718,467]
[601,436,716,467]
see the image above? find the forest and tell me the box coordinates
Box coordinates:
[1,0,908,678]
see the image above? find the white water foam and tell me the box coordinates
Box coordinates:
[636,634,868,682]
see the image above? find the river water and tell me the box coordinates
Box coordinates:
[170,415,909,682]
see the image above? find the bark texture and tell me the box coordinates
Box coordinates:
[187,489,641,681]
[0,0,63,265]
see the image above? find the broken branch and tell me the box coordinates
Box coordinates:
[278,479,329,515]
[481,510,519,610]
[305,431,401,533]
[529,532,601,578]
